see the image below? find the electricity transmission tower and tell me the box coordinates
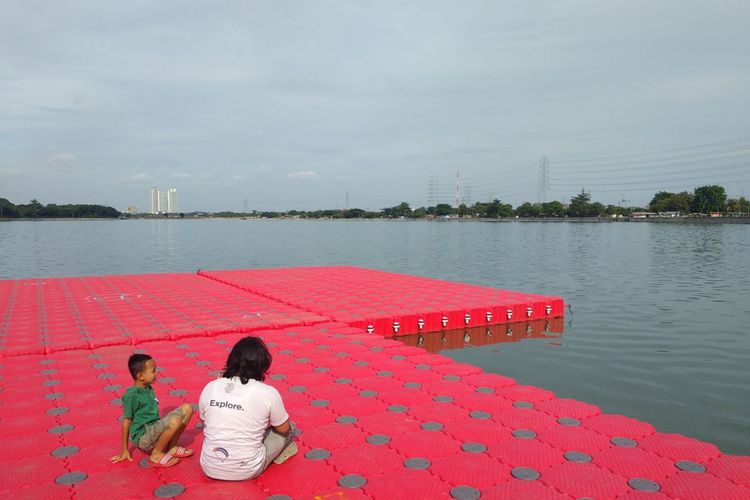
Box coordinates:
[427,178,438,206]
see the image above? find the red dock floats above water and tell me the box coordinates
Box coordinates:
[0,266,747,499]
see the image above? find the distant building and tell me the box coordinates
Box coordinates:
[126,206,139,215]
[150,187,160,214]
[149,187,178,214]
[167,187,178,213]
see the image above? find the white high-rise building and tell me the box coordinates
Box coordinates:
[149,187,178,214]
[167,187,178,213]
[149,187,160,214]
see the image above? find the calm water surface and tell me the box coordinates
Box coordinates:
[1,219,749,454]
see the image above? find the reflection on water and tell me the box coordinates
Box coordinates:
[1,219,748,454]
[397,318,565,353]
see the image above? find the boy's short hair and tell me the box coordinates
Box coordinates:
[128,353,153,380]
[223,336,272,384]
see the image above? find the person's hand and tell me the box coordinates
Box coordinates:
[111,450,132,463]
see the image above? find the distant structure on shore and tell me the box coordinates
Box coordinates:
[149,187,178,214]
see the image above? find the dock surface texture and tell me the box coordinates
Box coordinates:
[1,267,747,499]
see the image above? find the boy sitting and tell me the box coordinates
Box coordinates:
[111,353,194,467]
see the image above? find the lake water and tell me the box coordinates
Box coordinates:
[1,219,748,455]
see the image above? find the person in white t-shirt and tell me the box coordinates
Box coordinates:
[199,336,297,481]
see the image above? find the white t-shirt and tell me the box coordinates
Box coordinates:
[199,376,289,480]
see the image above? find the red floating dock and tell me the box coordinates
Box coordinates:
[1,267,748,499]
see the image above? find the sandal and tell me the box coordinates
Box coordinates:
[149,452,181,468]
[170,446,193,458]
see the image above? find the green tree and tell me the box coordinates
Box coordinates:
[649,191,674,211]
[515,202,540,217]
[0,198,19,218]
[691,185,727,213]
[726,197,750,214]
[382,202,412,218]
[589,202,606,216]
[540,201,564,216]
[434,203,453,216]
[568,189,591,217]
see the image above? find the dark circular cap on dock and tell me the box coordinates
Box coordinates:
[628,478,660,492]
[611,437,637,447]
[48,424,74,434]
[305,448,331,460]
[421,422,443,431]
[461,442,487,453]
[512,467,540,480]
[675,460,706,473]
[56,472,87,485]
[469,410,491,419]
[451,486,481,500]
[51,446,80,457]
[367,434,391,445]
[338,474,367,488]
[404,457,431,470]
[564,451,592,462]
[154,483,186,498]
[512,429,536,439]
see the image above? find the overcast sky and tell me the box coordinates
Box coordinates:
[1,1,749,212]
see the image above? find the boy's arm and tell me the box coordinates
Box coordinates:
[110,418,133,462]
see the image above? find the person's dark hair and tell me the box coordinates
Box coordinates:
[223,336,272,384]
[128,353,153,380]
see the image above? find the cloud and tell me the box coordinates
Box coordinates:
[0,168,23,177]
[46,152,76,167]
[170,172,193,180]
[116,173,152,184]
[231,175,246,182]
[257,165,272,173]
[287,171,318,180]
[196,174,214,181]
[335,175,349,181]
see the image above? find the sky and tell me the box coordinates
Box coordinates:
[1,1,749,212]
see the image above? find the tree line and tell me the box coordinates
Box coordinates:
[218,184,748,220]
[0,198,121,219]
[3,184,747,220]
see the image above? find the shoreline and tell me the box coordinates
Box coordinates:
[3,216,749,224]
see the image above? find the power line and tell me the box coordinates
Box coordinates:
[551,136,750,164]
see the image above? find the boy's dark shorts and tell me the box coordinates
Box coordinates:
[137,407,186,451]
